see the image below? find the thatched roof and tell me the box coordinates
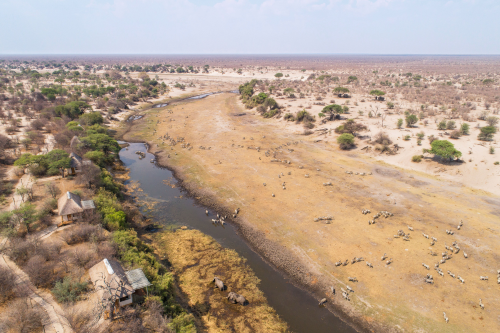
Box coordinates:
[69,152,83,168]
[70,136,81,149]
[88,259,135,302]
[58,192,84,216]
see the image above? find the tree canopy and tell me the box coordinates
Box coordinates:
[333,87,350,94]
[370,90,386,96]
[425,140,462,160]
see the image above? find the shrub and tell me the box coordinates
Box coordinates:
[0,266,15,304]
[425,140,462,160]
[373,132,392,145]
[397,118,403,128]
[52,276,88,303]
[334,119,367,136]
[450,130,461,139]
[274,73,283,78]
[460,123,470,135]
[412,155,422,163]
[24,255,58,288]
[406,114,418,127]
[494,161,499,165]
[417,139,422,145]
[387,102,394,109]
[486,116,499,127]
[490,146,495,154]
[0,298,44,332]
[337,133,355,150]
[478,126,496,141]
[64,224,101,245]
[428,135,437,144]
[296,110,315,122]
[438,120,447,130]
[284,113,295,121]
[416,131,425,140]
[446,121,456,130]
[403,135,411,141]
[104,210,127,231]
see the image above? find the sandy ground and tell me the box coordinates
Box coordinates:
[123,92,500,333]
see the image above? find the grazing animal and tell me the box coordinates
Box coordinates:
[479,298,484,310]
[408,226,413,231]
[480,276,488,281]
[422,233,429,239]
[443,312,449,323]
[205,210,209,215]
[343,259,349,266]
[458,276,465,283]
[330,286,335,295]
[381,253,387,261]
[463,252,468,258]
[386,258,393,265]
[346,286,353,292]
[319,298,327,306]
[212,277,225,291]
[422,263,430,270]
[366,262,373,268]
[438,271,444,277]
[348,277,358,282]
[227,292,248,305]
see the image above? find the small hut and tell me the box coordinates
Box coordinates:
[57,191,95,225]
[89,259,151,319]
[67,152,92,176]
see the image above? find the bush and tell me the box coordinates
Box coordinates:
[425,140,462,160]
[64,224,102,245]
[438,120,447,130]
[296,110,315,122]
[397,118,403,129]
[406,114,418,127]
[490,146,495,154]
[446,120,456,130]
[335,119,367,136]
[23,255,58,288]
[460,123,470,135]
[416,131,425,140]
[52,276,88,303]
[478,126,496,141]
[274,73,283,78]
[0,266,16,304]
[337,133,355,150]
[450,130,461,139]
[284,113,295,121]
[486,116,499,127]
[0,298,44,332]
[412,155,423,163]
[104,210,127,231]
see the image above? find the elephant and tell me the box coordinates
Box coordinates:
[227,292,248,305]
[212,277,225,291]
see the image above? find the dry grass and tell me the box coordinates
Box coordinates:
[153,230,288,333]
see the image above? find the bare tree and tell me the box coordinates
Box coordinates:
[76,163,101,189]
[45,181,61,199]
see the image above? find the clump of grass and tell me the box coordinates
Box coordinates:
[155,230,288,333]
[412,155,423,163]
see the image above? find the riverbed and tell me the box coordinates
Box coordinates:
[119,142,357,333]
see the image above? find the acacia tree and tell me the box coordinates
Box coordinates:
[424,140,462,161]
[11,203,38,234]
[321,104,344,121]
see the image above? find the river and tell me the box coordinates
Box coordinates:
[119,142,357,333]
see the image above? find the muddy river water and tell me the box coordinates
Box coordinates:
[120,142,357,333]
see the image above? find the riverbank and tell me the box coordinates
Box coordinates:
[119,92,500,333]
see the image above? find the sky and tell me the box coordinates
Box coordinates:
[0,0,499,55]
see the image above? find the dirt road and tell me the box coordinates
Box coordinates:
[124,92,500,333]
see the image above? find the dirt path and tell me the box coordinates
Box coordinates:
[0,254,73,333]
[124,93,500,333]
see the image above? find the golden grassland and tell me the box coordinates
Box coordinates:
[150,230,288,333]
[123,93,500,332]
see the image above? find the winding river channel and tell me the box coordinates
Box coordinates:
[120,142,356,332]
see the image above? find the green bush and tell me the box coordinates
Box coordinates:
[478,126,496,141]
[52,277,88,303]
[412,155,422,162]
[460,123,470,135]
[397,119,403,128]
[337,133,355,150]
[403,135,411,141]
[406,114,418,127]
[79,112,103,126]
[274,73,283,78]
[425,140,462,160]
[104,210,127,231]
[296,110,315,122]
[446,120,456,130]
[438,120,447,130]
[284,113,295,121]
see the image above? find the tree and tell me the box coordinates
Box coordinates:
[486,116,499,127]
[79,112,104,126]
[397,119,403,129]
[11,203,38,233]
[424,140,462,161]
[478,126,496,141]
[283,88,295,96]
[274,73,283,78]
[370,89,385,97]
[337,133,355,150]
[321,104,344,121]
[347,76,358,83]
[334,119,367,136]
[45,182,61,199]
[333,87,349,94]
[76,163,102,188]
[406,114,418,127]
[46,149,71,176]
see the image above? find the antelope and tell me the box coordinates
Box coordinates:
[343,259,349,266]
[422,263,430,270]
[331,286,336,295]
[479,298,484,310]
[205,210,209,215]
[263,183,266,186]
[335,261,342,267]
[319,298,327,306]
[408,226,414,231]
[346,286,353,293]
[430,240,435,246]
[351,257,357,264]
[425,278,434,284]
[457,276,465,284]
[480,276,488,281]
[463,252,468,258]
[432,237,437,242]
[348,277,358,282]
[448,271,456,278]
[386,258,393,265]
[403,235,410,241]
[430,250,438,256]
[422,233,429,239]
[381,253,387,261]
[366,262,373,268]
[443,312,449,323]
[438,270,444,277]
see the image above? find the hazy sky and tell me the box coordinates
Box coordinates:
[0,0,498,54]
